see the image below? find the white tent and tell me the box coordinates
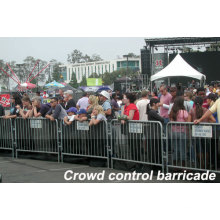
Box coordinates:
[150,54,206,82]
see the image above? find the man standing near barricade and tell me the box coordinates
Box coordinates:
[136,90,150,121]
[158,85,172,125]
[64,90,76,110]
[45,97,67,121]
[76,92,89,110]
[99,91,112,120]
[29,96,51,118]
[0,103,5,116]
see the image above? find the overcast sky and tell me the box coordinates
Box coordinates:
[0,37,145,64]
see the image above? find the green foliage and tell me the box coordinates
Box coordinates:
[79,75,87,86]
[102,68,136,85]
[52,62,62,82]
[88,72,99,78]
[67,49,102,63]
[69,72,79,88]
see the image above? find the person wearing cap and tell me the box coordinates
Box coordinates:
[64,90,76,110]
[136,90,150,121]
[63,107,78,125]
[29,96,51,118]
[99,90,112,118]
[76,92,89,110]
[45,97,68,121]
[75,109,88,122]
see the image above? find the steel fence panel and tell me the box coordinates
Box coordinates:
[166,122,220,173]
[111,120,164,172]
[0,117,14,156]
[60,120,109,166]
[14,118,59,161]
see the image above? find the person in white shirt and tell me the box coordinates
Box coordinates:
[136,90,150,121]
[63,107,78,125]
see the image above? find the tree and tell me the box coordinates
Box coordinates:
[69,72,79,88]
[52,62,62,82]
[67,49,103,63]
[88,72,99,78]
[67,49,83,63]
[79,75,87,86]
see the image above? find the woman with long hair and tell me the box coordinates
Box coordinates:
[3,93,22,119]
[169,96,189,166]
[89,105,106,126]
[188,96,216,169]
[86,95,98,116]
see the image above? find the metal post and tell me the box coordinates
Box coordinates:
[126,56,128,92]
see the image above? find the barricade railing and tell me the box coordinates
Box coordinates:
[0,117,14,156]
[111,120,164,172]
[14,118,60,161]
[166,122,220,173]
[60,120,110,167]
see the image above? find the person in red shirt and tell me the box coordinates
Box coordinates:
[121,93,139,123]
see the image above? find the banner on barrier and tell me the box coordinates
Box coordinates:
[129,123,143,134]
[192,125,212,138]
[77,121,89,130]
[0,94,10,107]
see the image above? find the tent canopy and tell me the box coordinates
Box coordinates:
[150,54,206,82]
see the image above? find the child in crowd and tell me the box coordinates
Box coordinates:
[63,107,78,125]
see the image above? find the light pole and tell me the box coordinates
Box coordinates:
[123,54,131,92]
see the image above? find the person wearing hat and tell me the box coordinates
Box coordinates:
[64,90,76,110]
[99,90,112,118]
[63,107,78,125]
[75,109,88,122]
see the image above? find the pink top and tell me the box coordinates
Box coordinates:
[160,92,172,118]
[176,110,189,122]
[172,110,188,133]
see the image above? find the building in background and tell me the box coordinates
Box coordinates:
[59,57,141,83]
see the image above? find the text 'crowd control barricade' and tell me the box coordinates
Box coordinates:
[60,120,110,166]
[111,120,164,172]
[166,122,220,173]
[14,118,60,161]
[0,117,14,156]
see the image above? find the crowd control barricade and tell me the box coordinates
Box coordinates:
[111,120,164,172]
[60,120,110,166]
[166,122,220,173]
[0,117,14,156]
[14,118,60,161]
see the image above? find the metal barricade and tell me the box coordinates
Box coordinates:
[14,118,60,161]
[166,122,220,173]
[60,120,110,166]
[111,120,164,172]
[0,117,14,156]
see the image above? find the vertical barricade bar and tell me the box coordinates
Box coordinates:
[111,120,164,171]
[15,118,59,161]
[61,120,109,166]
[166,122,220,174]
[0,117,14,157]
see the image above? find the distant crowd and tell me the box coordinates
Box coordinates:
[1,81,220,128]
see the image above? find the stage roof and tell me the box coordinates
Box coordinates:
[144,37,220,47]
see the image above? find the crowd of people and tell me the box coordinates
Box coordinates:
[1,82,220,127]
[1,82,220,169]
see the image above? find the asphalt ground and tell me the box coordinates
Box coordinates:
[1,151,220,183]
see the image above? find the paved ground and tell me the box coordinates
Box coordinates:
[0,153,219,183]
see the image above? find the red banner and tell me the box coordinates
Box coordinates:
[0,94,10,107]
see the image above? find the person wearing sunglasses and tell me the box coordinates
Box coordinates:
[45,97,67,121]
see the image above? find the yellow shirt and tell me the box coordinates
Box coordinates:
[210,98,220,123]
